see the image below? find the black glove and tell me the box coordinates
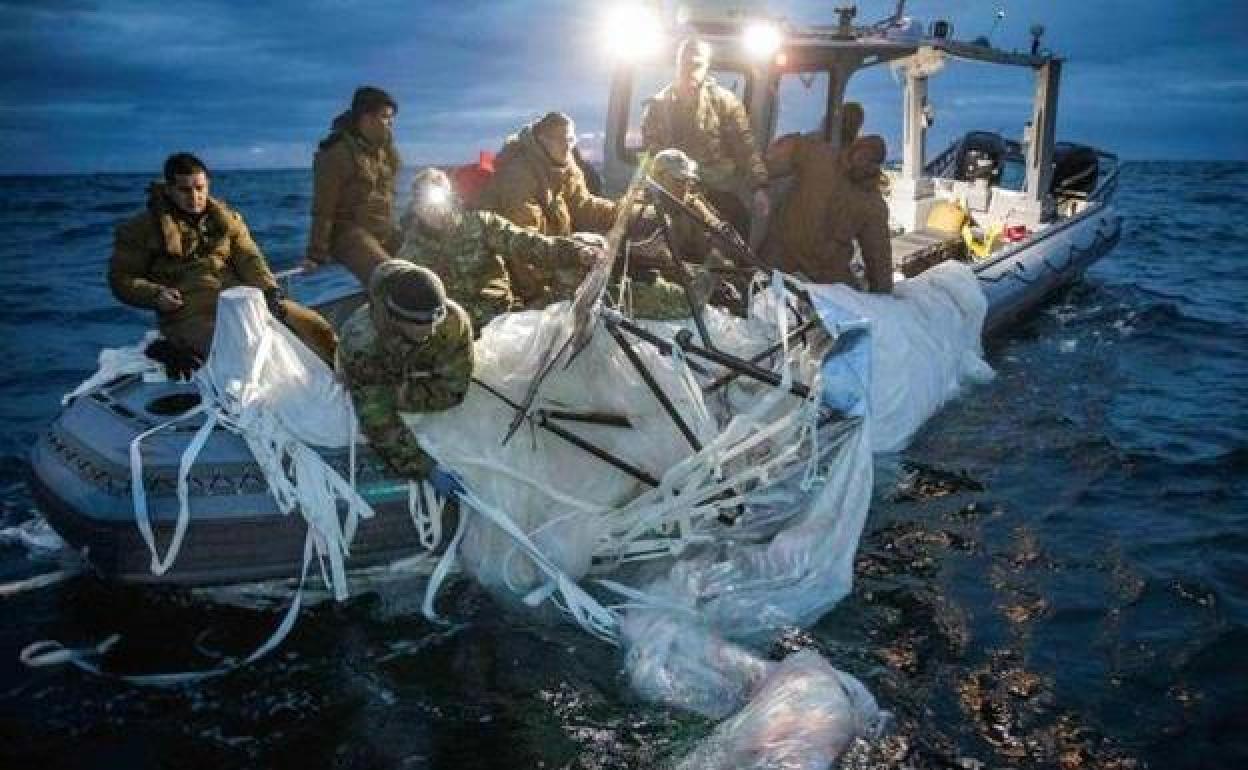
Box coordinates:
[145,338,204,382]
[264,286,288,322]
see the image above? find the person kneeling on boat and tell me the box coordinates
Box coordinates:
[108,152,337,378]
[398,168,598,334]
[625,148,742,319]
[337,260,473,491]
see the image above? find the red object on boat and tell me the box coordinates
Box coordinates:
[1004,224,1029,242]
[450,151,496,209]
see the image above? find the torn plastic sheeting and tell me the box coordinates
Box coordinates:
[807,260,994,452]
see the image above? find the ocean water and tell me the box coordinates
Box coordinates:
[0,163,1245,769]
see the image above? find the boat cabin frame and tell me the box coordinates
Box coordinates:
[602,7,1069,232]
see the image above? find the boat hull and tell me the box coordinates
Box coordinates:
[32,203,1121,588]
[976,202,1122,335]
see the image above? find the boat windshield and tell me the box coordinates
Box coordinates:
[773,71,831,138]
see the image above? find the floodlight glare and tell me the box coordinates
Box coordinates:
[742,21,783,60]
[604,4,664,60]
[422,184,450,207]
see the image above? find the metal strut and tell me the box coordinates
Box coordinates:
[604,318,704,452]
[472,377,658,487]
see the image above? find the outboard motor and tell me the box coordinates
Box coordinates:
[1051,142,1099,197]
[958,131,1007,185]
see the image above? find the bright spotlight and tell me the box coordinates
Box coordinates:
[421,184,450,207]
[742,21,783,60]
[604,4,665,60]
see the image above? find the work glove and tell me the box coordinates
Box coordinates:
[428,466,466,501]
[263,286,288,322]
[144,338,204,382]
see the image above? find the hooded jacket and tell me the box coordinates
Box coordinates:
[337,261,475,478]
[110,184,278,325]
[307,114,402,262]
[477,124,616,237]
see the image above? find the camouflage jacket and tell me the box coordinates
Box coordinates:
[397,210,588,328]
[110,185,278,325]
[627,189,731,275]
[641,78,768,193]
[308,127,401,262]
[337,272,475,478]
[477,125,616,237]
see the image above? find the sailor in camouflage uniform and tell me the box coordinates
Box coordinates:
[337,260,474,478]
[624,149,737,320]
[399,168,598,328]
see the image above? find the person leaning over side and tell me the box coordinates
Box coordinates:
[641,37,769,240]
[762,102,865,277]
[399,168,599,331]
[823,135,894,294]
[301,86,402,286]
[109,152,337,375]
[337,260,473,491]
[478,111,617,240]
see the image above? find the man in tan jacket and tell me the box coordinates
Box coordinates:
[820,136,894,293]
[302,86,401,286]
[110,153,337,368]
[478,111,616,237]
[641,37,769,239]
[762,102,865,275]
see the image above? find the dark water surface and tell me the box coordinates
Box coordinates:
[1,164,1245,769]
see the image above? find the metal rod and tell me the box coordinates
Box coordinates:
[650,187,715,351]
[645,179,760,269]
[604,319,704,452]
[535,412,659,487]
[616,317,811,400]
[471,377,658,487]
[702,317,820,395]
[544,409,632,428]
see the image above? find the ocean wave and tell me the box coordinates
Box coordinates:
[56,222,109,241]
[0,199,72,215]
[89,201,138,214]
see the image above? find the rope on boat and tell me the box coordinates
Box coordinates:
[0,568,82,598]
[19,532,316,687]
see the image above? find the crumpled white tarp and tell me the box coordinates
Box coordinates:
[809,260,994,452]
[194,287,373,599]
[404,263,989,769]
[126,287,373,601]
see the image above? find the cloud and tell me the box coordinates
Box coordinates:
[0,0,1244,172]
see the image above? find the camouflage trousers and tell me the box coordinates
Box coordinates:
[621,273,690,320]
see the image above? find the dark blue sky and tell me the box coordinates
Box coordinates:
[1,0,1245,174]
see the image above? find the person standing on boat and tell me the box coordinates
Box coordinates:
[301,86,402,286]
[762,102,865,274]
[109,152,338,371]
[822,135,894,294]
[640,37,769,240]
[399,168,598,330]
[338,260,473,481]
